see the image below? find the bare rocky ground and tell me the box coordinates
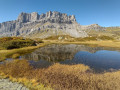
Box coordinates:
[0,78,29,90]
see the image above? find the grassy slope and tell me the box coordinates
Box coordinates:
[86,27,120,39]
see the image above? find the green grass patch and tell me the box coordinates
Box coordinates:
[0,37,37,50]
[76,35,114,41]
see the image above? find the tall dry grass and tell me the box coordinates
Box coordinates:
[0,60,120,90]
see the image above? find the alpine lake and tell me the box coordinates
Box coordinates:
[6,44,119,73]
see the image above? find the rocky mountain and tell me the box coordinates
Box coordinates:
[81,24,105,31]
[0,11,104,38]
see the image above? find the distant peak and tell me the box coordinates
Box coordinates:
[90,24,99,26]
[91,24,99,26]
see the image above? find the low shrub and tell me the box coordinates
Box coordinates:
[12,53,20,59]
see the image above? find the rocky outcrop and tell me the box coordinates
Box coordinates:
[0,11,104,38]
[80,24,105,31]
[0,78,29,90]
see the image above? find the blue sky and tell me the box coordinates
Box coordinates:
[0,0,120,27]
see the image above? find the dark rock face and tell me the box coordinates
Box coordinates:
[0,11,104,38]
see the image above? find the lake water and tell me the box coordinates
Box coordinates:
[21,44,120,72]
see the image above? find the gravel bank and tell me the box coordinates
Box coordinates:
[0,78,29,90]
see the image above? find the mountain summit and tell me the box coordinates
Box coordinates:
[0,11,103,38]
[17,11,76,23]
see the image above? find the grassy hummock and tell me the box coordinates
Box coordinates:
[0,37,36,50]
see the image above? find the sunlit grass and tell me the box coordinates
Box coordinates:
[1,60,120,90]
[0,37,37,50]
[0,60,52,90]
[47,40,120,48]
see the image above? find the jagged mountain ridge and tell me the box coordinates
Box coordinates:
[0,11,104,38]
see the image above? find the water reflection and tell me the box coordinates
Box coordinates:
[22,44,109,61]
[22,44,120,72]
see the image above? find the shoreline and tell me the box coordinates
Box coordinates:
[1,40,120,61]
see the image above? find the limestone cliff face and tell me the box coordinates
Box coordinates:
[0,11,103,38]
[17,11,76,23]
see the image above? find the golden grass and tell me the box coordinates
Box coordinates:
[0,60,52,90]
[1,60,120,90]
[44,40,120,48]
[12,53,20,59]
[86,28,120,39]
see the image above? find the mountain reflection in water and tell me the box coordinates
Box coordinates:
[21,44,120,72]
